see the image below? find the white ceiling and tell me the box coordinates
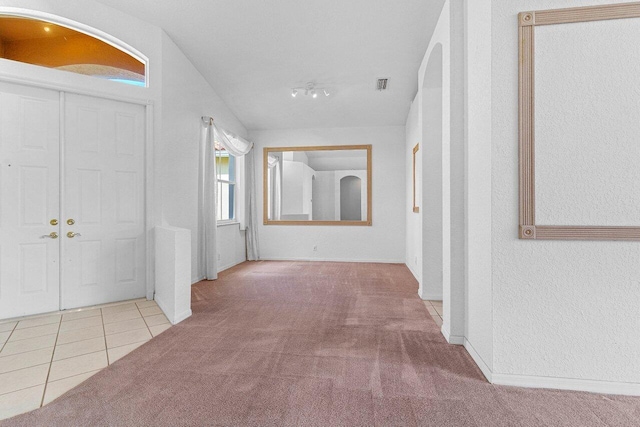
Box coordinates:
[95,0,445,130]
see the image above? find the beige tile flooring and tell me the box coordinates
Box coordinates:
[423,300,444,327]
[0,299,172,420]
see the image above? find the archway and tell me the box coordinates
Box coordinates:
[339,176,362,221]
[421,43,447,305]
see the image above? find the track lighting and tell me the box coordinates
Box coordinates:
[291,82,330,99]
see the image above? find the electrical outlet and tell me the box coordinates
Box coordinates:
[217,253,221,261]
[313,245,317,252]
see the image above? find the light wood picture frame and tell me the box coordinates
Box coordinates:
[263,144,372,226]
[518,2,640,241]
[412,143,419,213]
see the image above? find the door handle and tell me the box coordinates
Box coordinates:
[41,232,58,239]
[67,232,82,238]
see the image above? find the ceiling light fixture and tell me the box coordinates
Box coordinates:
[291,82,330,99]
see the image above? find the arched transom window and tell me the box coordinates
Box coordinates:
[0,14,146,87]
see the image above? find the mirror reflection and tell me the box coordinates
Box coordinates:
[264,146,371,224]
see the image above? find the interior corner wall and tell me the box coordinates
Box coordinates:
[250,127,406,264]
[160,32,248,283]
[491,0,640,388]
[415,0,466,342]
[464,0,493,376]
[405,95,422,288]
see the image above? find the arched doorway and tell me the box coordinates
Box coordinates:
[340,176,362,221]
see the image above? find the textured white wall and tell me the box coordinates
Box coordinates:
[417,3,451,304]
[492,0,640,384]
[464,0,493,375]
[535,19,640,226]
[250,127,405,263]
[160,33,248,283]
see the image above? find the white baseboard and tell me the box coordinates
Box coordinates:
[463,338,493,382]
[172,308,192,325]
[217,258,246,273]
[259,257,405,264]
[191,275,205,285]
[189,259,247,285]
[154,295,192,325]
[492,372,640,397]
[421,293,443,301]
[153,294,170,320]
[406,263,420,282]
[440,325,464,345]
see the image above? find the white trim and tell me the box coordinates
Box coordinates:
[217,220,240,227]
[0,7,149,87]
[491,372,640,397]
[406,262,420,283]
[422,293,443,301]
[153,295,192,325]
[58,92,66,310]
[171,309,192,325]
[145,104,155,301]
[191,275,206,285]
[190,258,247,285]
[440,325,464,345]
[464,338,493,382]
[259,257,405,264]
[217,258,246,274]
[0,68,152,106]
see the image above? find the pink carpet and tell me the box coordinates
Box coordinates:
[3,261,639,426]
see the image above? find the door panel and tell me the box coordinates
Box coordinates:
[62,94,145,309]
[0,82,60,319]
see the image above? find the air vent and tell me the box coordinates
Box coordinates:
[376,78,389,91]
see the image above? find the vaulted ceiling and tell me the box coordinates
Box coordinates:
[95,0,445,130]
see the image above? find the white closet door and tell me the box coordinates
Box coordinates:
[0,82,61,319]
[62,94,146,309]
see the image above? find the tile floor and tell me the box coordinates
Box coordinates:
[0,299,172,420]
[424,299,444,326]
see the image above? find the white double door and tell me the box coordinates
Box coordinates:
[0,82,146,319]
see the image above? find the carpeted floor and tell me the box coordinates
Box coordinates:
[3,261,639,426]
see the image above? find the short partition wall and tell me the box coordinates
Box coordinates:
[155,226,192,324]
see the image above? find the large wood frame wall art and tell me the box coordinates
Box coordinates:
[518,2,640,240]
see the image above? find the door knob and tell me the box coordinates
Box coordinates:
[67,219,75,225]
[41,232,58,239]
[50,219,58,226]
[67,232,81,238]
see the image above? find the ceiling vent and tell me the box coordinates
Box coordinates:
[376,78,389,91]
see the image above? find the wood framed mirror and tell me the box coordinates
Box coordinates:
[518,3,640,240]
[263,145,372,226]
